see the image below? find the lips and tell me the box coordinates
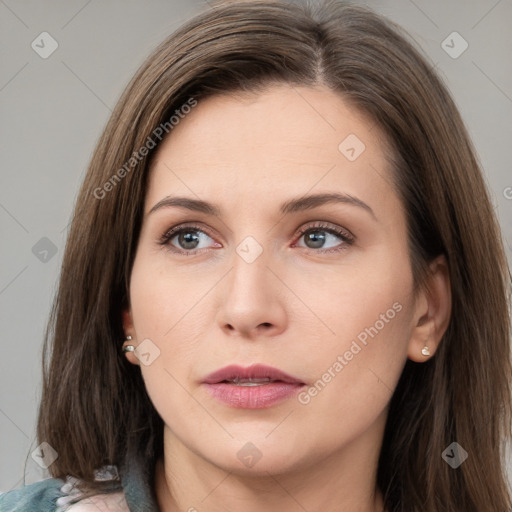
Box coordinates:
[203,364,304,385]
[202,364,305,409]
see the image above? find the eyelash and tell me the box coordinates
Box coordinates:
[158,221,355,256]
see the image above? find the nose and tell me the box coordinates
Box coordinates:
[215,243,288,340]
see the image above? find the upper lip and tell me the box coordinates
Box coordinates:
[202,364,304,385]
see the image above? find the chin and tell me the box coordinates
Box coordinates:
[197,435,312,477]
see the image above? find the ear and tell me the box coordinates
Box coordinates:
[407,254,451,362]
[122,307,140,366]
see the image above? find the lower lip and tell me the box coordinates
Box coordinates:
[204,382,304,408]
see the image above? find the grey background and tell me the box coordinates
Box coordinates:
[1,0,511,493]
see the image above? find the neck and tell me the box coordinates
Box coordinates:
[154,415,387,512]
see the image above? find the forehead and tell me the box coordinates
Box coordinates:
[146,84,397,218]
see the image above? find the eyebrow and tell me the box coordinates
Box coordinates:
[148,192,376,221]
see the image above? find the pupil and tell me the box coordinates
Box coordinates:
[180,231,199,249]
[306,231,325,249]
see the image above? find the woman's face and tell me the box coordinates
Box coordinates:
[124,84,427,475]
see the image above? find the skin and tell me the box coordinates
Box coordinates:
[122,84,451,512]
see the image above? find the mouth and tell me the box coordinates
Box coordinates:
[218,377,279,386]
[202,364,305,409]
[203,363,304,385]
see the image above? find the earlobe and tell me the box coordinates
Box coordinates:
[121,334,141,366]
[407,254,452,362]
[121,309,140,366]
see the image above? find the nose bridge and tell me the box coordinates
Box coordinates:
[223,208,287,294]
[228,233,272,299]
[215,229,287,336]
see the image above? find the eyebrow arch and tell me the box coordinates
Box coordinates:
[280,192,376,220]
[148,192,376,221]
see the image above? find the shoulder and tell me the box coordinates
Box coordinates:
[0,471,129,512]
[60,466,129,511]
[0,477,64,511]
[62,492,129,512]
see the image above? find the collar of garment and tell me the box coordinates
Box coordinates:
[56,449,160,512]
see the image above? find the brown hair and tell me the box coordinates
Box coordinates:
[35,1,511,510]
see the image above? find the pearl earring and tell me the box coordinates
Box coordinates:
[122,335,134,353]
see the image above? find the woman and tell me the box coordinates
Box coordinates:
[1,0,510,511]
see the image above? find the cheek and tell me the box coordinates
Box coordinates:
[128,256,202,428]
[292,242,413,352]
[129,247,212,340]
[292,248,414,413]
[297,302,411,407]
[127,249,217,410]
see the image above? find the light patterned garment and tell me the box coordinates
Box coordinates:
[0,454,160,512]
[59,490,129,512]
[56,467,130,512]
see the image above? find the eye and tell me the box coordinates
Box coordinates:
[294,221,354,253]
[158,221,354,255]
[158,223,219,255]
